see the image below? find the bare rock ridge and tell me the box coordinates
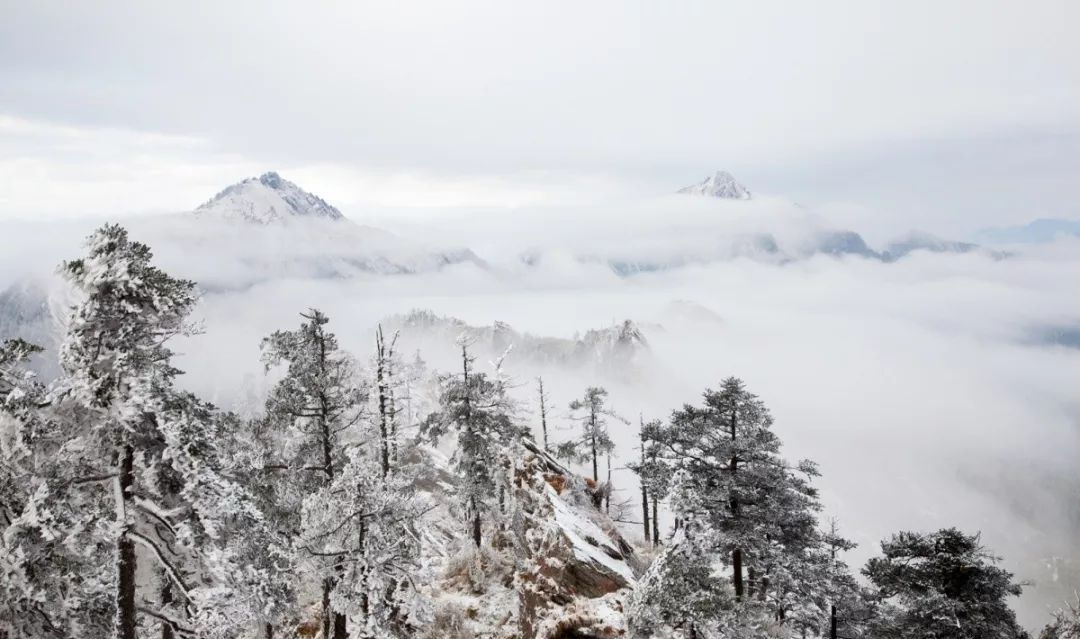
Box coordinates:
[194,171,345,223]
[678,170,752,199]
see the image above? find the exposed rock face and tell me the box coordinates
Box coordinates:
[514,440,637,638]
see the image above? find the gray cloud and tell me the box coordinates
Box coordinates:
[2,0,1079,228]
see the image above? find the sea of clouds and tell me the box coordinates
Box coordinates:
[2,195,1078,629]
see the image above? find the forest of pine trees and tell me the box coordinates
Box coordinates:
[0,224,1069,638]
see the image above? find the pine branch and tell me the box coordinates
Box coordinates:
[128,530,192,600]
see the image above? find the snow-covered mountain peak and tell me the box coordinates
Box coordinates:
[678,170,752,199]
[194,171,345,224]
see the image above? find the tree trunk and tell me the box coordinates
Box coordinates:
[333,612,348,639]
[538,378,549,452]
[115,444,137,639]
[639,420,650,542]
[376,327,392,479]
[733,548,744,600]
[322,578,333,639]
[161,569,175,639]
[729,408,743,601]
[590,430,598,482]
[640,484,651,543]
[265,622,274,639]
[830,604,837,639]
[650,499,659,545]
[604,454,611,513]
[471,500,483,548]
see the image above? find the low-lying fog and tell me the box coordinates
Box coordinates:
[2,196,1078,629]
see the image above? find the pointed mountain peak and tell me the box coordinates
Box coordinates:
[194,171,345,224]
[678,171,752,199]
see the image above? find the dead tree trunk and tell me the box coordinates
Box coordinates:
[538,377,550,452]
[639,418,650,543]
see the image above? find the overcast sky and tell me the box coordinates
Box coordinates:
[2,0,1078,237]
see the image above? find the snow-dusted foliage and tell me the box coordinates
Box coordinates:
[301,448,428,637]
[556,386,622,484]
[631,378,837,637]
[258,308,365,638]
[0,225,286,638]
[863,528,1028,639]
[421,341,526,548]
[1041,596,1080,639]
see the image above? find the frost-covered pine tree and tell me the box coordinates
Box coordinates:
[301,446,427,638]
[556,386,621,482]
[296,323,430,638]
[2,224,281,639]
[260,308,367,639]
[628,469,742,639]
[634,377,828,636]
[0,338,58,638]
[863,528,1028,639]
[421,339,525,548]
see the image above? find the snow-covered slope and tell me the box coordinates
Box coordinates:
[194,171,345,224]
[678,171,752,199]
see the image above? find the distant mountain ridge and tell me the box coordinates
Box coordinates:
[678,171,752,199]
[194,171,345,223]
[974,218,1080,245]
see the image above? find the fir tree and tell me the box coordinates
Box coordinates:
[864,527,1029,639]
[421,340,525,547]
[259,308,366,639]
[634,377,829,636]
[556,386,621,482]
[1,225,280,639]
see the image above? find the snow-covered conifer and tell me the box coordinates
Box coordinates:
[864,528,1028,639]
[259,308,367,639]
[556,386,621,483]
[421,339,525,548]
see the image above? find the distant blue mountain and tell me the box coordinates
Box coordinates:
[974,218,1080,245]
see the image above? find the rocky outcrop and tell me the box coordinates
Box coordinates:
[514,440,638,638]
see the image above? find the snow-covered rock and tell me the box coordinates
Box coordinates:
[678,171,752,200]
[514,440,639,638]
[193,171,345,224]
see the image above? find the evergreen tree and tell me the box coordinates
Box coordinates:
[864,527,1028,639]
[301,447,427,637]
[556,386,621,482]
[421,340,525,547]
[628,469,743,639]
[1,225,280,639]
[0,338,61,638]
[260,308,366,639]
[634,377,829,636]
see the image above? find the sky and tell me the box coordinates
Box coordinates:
[2,0,1079,238]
